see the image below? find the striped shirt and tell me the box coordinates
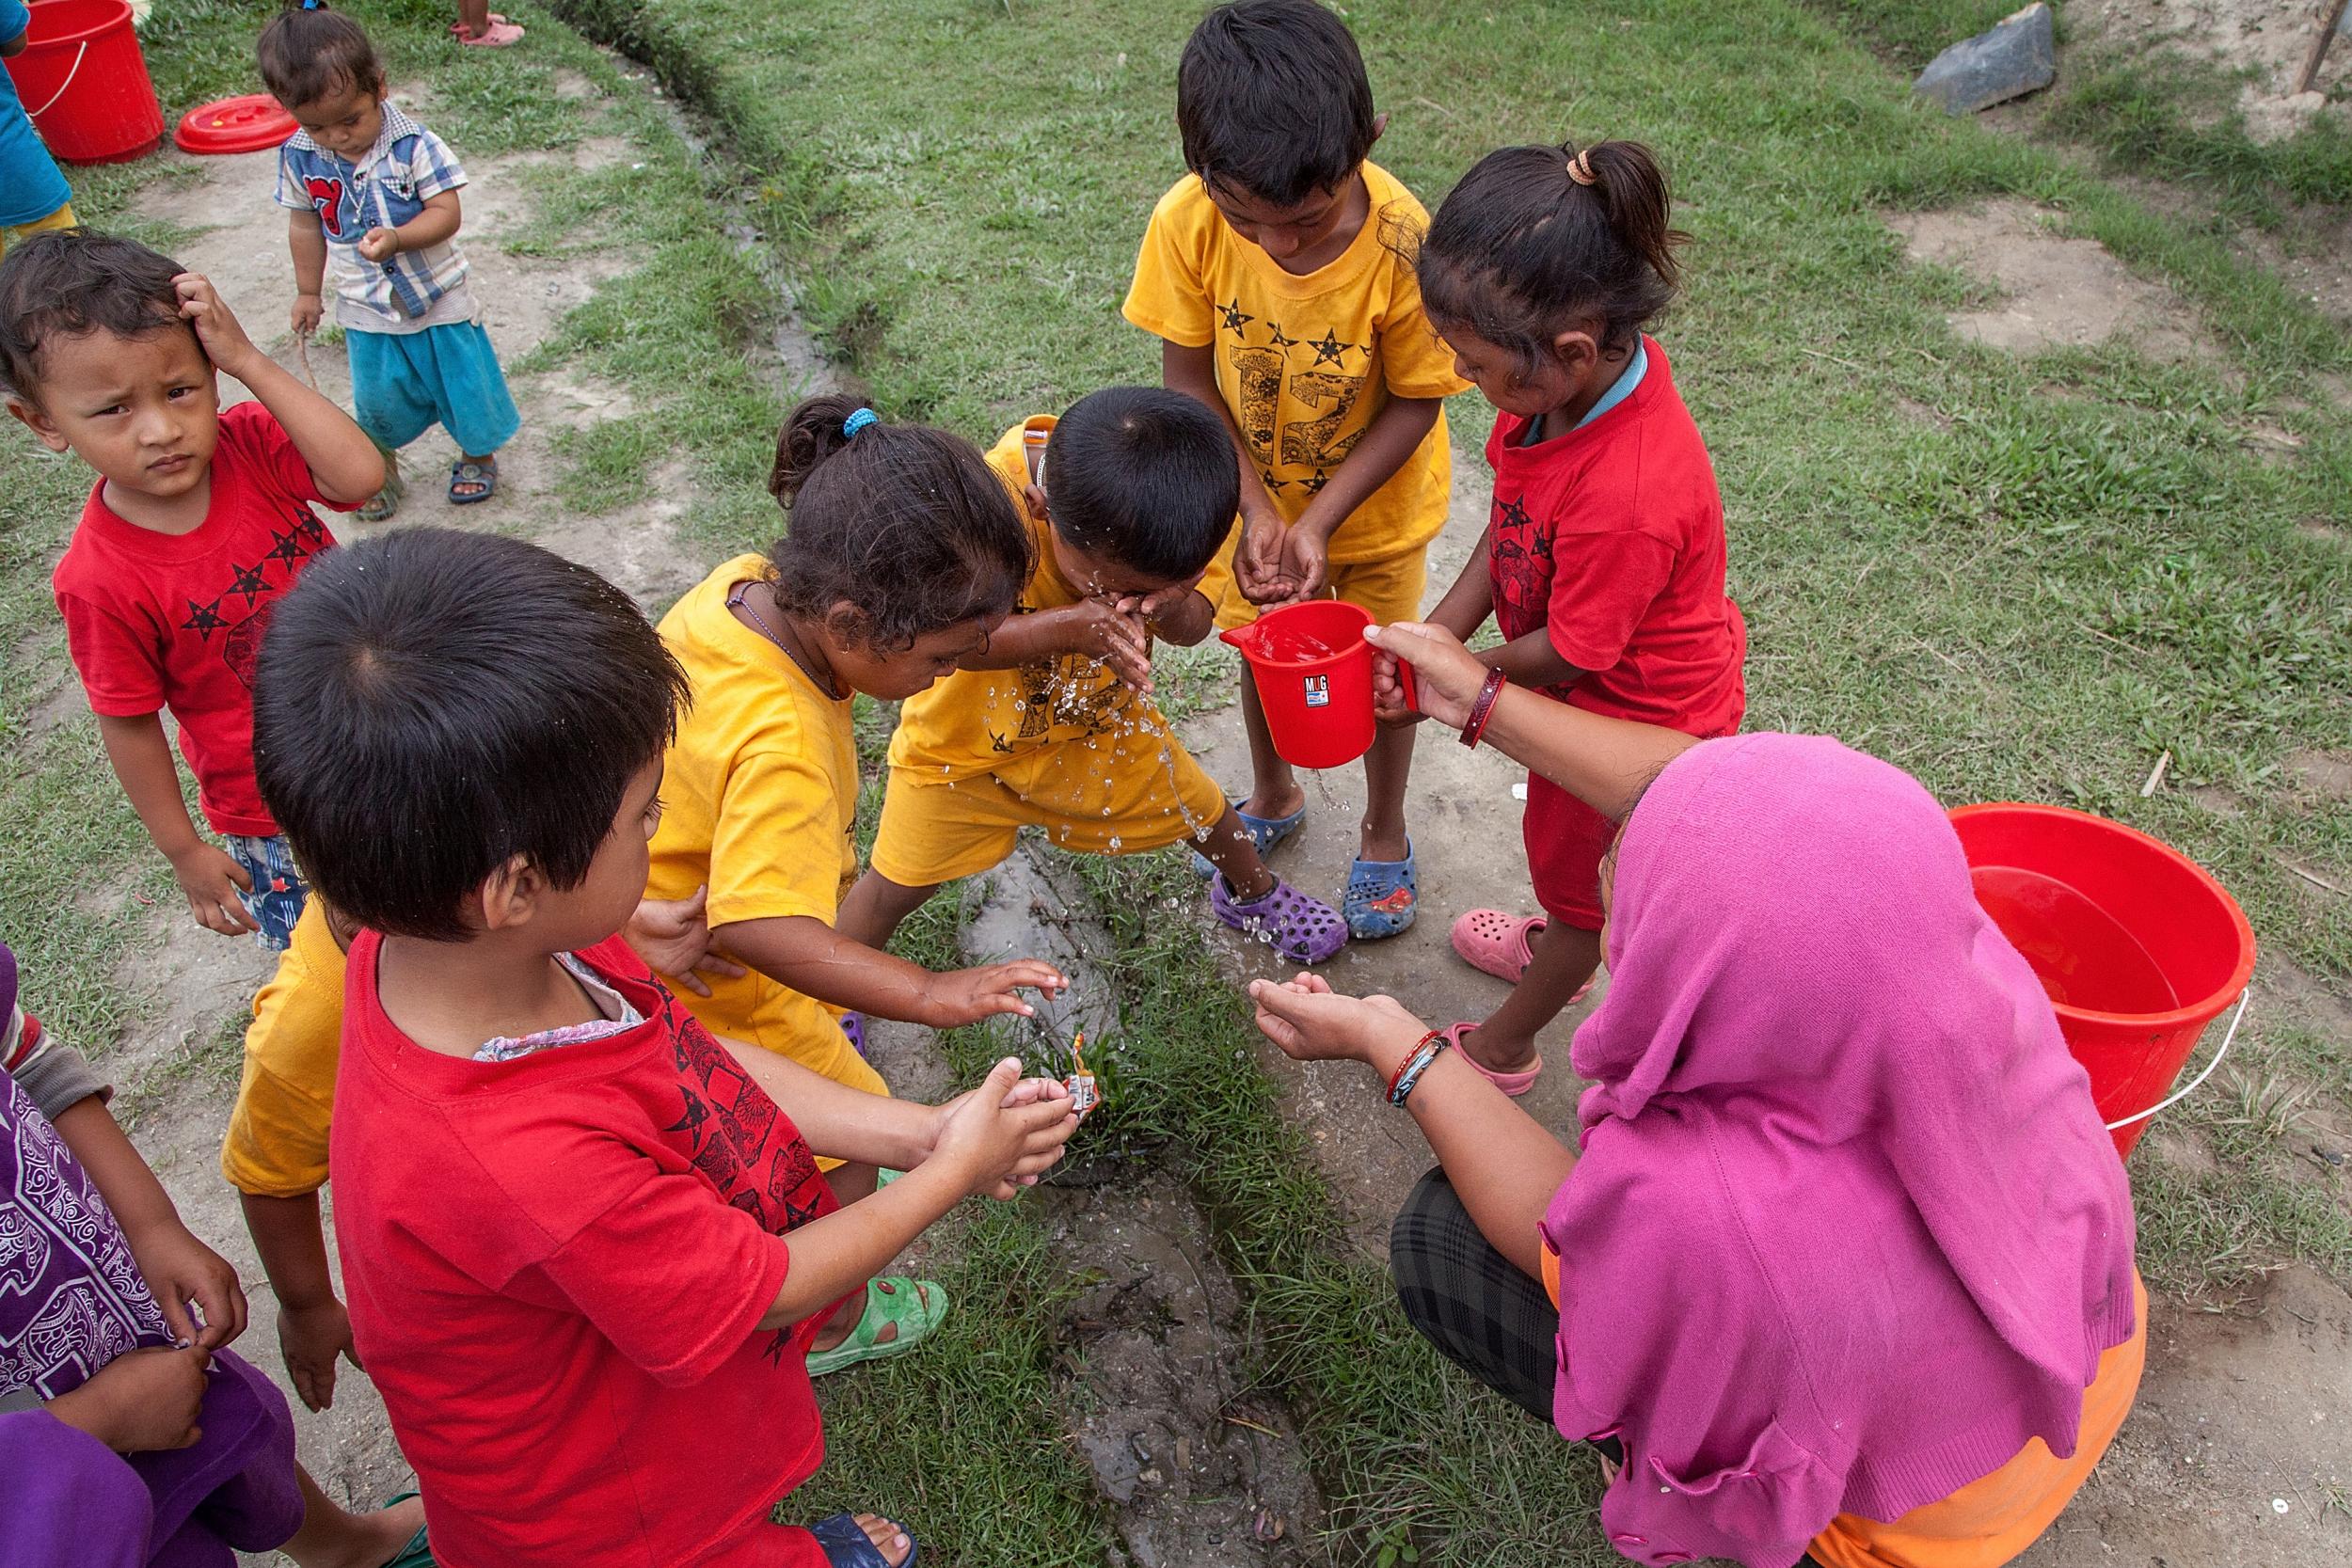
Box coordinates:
[275,103,471,331]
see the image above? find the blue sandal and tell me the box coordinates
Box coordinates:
[810,1512,921,1567]
[1188,800,1306,879]
[839,1010,866,1055]
[1343,839,1418,939]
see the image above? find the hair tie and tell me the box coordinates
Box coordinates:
[300,0,323,9]
[842,407,879,438]
[1566,150,1597,187]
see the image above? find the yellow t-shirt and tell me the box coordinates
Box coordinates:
[219,897,347,1198]
[645,557,866,1076]
[887,417,1175,782]
[1122,160,1469,565]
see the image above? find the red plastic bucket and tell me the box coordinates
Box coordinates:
[2,0,164,165]
[1222,601,1389,768]
[1949,802,2256,1159]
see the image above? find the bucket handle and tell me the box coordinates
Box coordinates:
[2103,989,2248,1132]
[24,42,91,123]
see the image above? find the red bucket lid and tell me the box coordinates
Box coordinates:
[175,95,297,156]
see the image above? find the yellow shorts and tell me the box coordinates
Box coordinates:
[1200,531,1430,634]
[0,202,78,261]
[870,737,1229,888]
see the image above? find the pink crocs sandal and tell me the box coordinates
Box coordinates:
[453,18,526,45]
[1451,908,1546,981]
[1440,1020,1543,1098]
[1212,875,1347,965]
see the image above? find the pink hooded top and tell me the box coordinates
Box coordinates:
[1543,734,2138,1568]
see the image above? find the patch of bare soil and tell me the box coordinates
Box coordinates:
[2076,0,2351,141]
[1887,199,2218,362]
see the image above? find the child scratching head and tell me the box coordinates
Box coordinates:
[1041,386,1236,594]
[766,393,1034,699]
[1418,140,1690,416]
[253,529,690,946]
[257,0,387,158]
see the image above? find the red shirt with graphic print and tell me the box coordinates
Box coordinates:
[331,932,840,1568]
[1484,338,1745,737]
[51,402,349,836]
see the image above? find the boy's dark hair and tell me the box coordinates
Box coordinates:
[0,230,189,404]
[1043,387,1237,581]
[768,394,1035,649]
[1417,140,1690,375]
[252,529,690,943]
[256,0,385,110]
[1178,0,1376,208]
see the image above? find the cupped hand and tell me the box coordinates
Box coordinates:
[931,1058,1080,1196]
[1063,601,1154,694]
[169,843,259,938]
[357,227,401,263]
[1366,622,1493,730]
[1276,524,1329,603]
[624,885,747,998]
[127,1221,246,1351]
[1234,514,1297,605]
[923,959,1067,1027]
[172,274,261,379]
[1248,973,1430,1069]
[278,1296,359,1412]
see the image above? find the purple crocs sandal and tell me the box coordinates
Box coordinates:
[1211,875,1348,964]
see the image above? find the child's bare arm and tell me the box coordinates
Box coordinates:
[713,914,1064,1030]
[49,1097,246,1349]
[958,602,1153,693]
[754,1059,1075,1329]
[719,1039,1075,1180]
[241,1190,357,1411]
[172,275,384,504]
[1132,585,1215,648]
[97,712,259,938]
[357,189,460,265]
[287,212,327,336]
[1279,394,1443,599]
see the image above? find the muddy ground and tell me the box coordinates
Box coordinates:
[56,80,2352,1567]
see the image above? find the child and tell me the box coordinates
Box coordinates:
[260,1,519,515]
[220,888,739,1412]
[1408,139,1746,1093]
[845,385,1348,965]
[1,0,75,257]
[250,526,1079,1568]
[1123,0,1470,941]
[1,938,428,1568]
[3,230,383,950]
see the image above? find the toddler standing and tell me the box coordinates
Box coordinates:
[3,230,382,949]
[1409,139,1746,1092]
[260,0,518,516]
[1124,0,1469,941]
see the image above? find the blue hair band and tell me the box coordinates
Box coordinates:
[300,0,323,9]
[842,407,879,438]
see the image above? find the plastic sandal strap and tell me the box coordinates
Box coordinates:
[808,1512,921,1568]
[1444,1021,1544,1098]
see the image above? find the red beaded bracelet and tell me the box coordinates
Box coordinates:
[1386,1030,1443,1101]
[1459,667,1507,750]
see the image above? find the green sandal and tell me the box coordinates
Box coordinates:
[805,1276,949,1378]
[374,1492,434,1568]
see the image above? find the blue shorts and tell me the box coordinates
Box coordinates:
[347,319,519,457]
[222,832,310,953]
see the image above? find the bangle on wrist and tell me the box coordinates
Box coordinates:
[1384,1030,1441,1101]
[1389,1031,1453,1107]
[1459,667,1507,749]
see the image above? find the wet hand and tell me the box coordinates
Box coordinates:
[624,885,747,998]
[357,227,402,263]
[1367,622,1489,730]
[1248,973,1428,1069]
[931,1058,1080,1196]
[47,1345,211,1454]
[1061,602,1154,694]
[126,1221,246,1351]
[172,274,262,380]
[920,959,1068,1028]
[932,1073,1078,1197]
[1234,514,1297,605]
[278,1297,359,1412]
[1276,524,1330,602]
[168,842,259,938]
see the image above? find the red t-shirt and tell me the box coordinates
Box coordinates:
[331,932,839,1568]
[50,402,348,836]
[1484,339,1746,737]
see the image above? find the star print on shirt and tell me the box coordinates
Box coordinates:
[226,562,272,609]
[182,595,229,641]
[1267,323,1296,349]
[1263,474,1291,494]
[294,512,329,547]
[1498,496,1533,532]
[1219,299,1255,336]
[1302,470,1331,495]
[1308,330,1349,367]
[264,527,307,569]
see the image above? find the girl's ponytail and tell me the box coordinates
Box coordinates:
[1417,136,1691,376]
[762,396,1036,650]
